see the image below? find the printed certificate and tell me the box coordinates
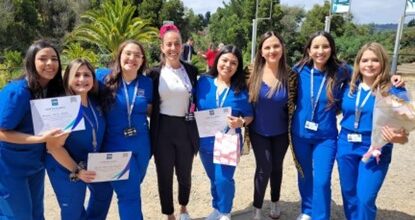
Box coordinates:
[87,151,132,182]
[30,95,85,135]
[194,107,231,138]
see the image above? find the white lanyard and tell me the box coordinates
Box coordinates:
[122,78,139,128]
[215,79,230,108]
[354,84,372,130]
[310,68,327,121]
[83,99,99,152]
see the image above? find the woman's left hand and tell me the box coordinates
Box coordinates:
[382,125,408,144]
[227,116,244,129]
[391,75,405,87]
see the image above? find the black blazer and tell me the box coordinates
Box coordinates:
[148,61,199,155]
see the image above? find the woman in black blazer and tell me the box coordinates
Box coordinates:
[148,23,199,220]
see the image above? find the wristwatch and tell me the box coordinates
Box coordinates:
[69,162,86,182]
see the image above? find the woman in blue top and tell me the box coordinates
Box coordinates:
[45,59,113,220]
[248,31,297,220]
[337,42,408,220]
[197,45,253,220]
[97,40,153,220]
[0,40,65,220]
[291,31,351,220]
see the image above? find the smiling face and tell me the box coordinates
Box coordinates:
[261,35,283,65]
[68,64,94,96]
[120,43,144,74]
[217,52,239,83]
[359,49,382,84]
[308,35,332,70]
[160,31,182,63]
[35,47,59,85]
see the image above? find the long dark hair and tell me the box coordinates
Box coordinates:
[22,39,64,98]
[249,31,289,103]
[296,31,348,106]
[209,45,246,93]
[102,40,147,109]
[63,58,98,97]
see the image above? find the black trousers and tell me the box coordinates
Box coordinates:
[154,114,194,215]
[249,128,289,208]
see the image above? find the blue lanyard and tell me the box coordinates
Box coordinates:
[354,84,372,130]
[215,79,230,108]
[83,99,99,152]
[310,68,327,121]
[122,78,139,127]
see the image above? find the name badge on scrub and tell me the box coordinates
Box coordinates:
[347,133,362,143]
[305,121,318,131]
[123,127,137,137]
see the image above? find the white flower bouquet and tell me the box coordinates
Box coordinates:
[363,87,415,163]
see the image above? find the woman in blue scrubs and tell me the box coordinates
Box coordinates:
[247,31,297,220]
[197,45,253,220]
[0,40,65,220]
[97,40,153,220]
[291,31,351,220]
[337,42,408,220]
[45,58,113,220]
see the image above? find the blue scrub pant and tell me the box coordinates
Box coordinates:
[112,150,150,220]
[200,149,236,214]
[337,134,390,220]
[46,164,113,220]
[292,135,337,220]
[0,169,45,220]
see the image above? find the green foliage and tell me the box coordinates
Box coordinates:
[138,0,163,27]
[61,43,100,67]
[68,0,158,59]
[0,50,23,89]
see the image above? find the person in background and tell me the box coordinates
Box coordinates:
[196,45,253,220]
[0,39,65,220]
[336,42,408,220]
[97,39,153,220]
[45,58,113,220]
[247,31,297,220]
[181,37,197,63]
[201,43,218,71]
[291,31,351,220]
[148,24,199,220]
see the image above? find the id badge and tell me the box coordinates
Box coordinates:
[305,121,318,131]
[185,112,195,121]
[123,127,137,137]
[347,133,362,143]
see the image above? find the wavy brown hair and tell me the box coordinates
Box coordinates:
[248,31,288,103]
[349,42,391,96]
[63,58,98,97]
[101,40,147,109]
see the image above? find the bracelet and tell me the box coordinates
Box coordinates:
[240,117,246,127]
[69,161,86,182]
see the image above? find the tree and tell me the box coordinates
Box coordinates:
[137,0,163,27]
[68,0,158,58]
[160,0,188,38]
[61,43,100,66]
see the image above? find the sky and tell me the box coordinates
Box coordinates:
[181,0,411,24]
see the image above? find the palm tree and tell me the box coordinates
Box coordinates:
[68,0,158,58]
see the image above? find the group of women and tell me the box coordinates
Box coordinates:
[0,22,408,220]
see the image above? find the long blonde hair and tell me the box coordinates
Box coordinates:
[248,31,288,103]
[349,42,391,96]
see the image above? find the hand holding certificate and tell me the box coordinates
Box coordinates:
[30,95,85,135]
[194,107,231,137]
[87,151,132,182]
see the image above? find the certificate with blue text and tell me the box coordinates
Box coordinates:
[30,95,85,135]
[194,107,232,138]
[87,151,132,182]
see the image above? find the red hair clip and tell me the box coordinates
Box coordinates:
[159,24,180,39]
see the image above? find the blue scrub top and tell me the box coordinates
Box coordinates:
[291,64,350,139]
[250,82,288,136]
[196,75,253,150]
[96,68,153,153]
[46,98,106,172]
[0,79,45,176]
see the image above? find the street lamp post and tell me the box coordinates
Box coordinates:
[250,0,273,63]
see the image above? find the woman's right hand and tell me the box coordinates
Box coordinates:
[45,130,70,152]
[77,169,96,183]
